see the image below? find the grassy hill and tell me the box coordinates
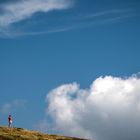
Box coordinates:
[0,126,87,140]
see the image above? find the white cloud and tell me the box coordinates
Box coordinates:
[0,0,73,27]
[1,99,27,114]
[0,1,135,38]
[40,75,140,140]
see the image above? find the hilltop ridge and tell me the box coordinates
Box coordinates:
[0,126,87,140]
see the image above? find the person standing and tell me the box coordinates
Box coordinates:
[8,115,12,127]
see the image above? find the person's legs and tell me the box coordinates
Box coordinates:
[8,121,12,127]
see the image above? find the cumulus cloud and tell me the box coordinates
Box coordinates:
[1,99,27,114]
[40,75,140,140]
[0,0,73,27]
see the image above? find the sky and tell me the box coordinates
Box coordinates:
[0,0,140,139]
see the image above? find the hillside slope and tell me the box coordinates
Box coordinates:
[0,126,87,140]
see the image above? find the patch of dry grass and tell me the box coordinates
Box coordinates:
[0,126,87,140]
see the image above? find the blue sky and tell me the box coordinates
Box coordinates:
[0,0,140,139]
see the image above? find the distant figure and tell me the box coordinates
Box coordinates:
[8,115,12,127]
